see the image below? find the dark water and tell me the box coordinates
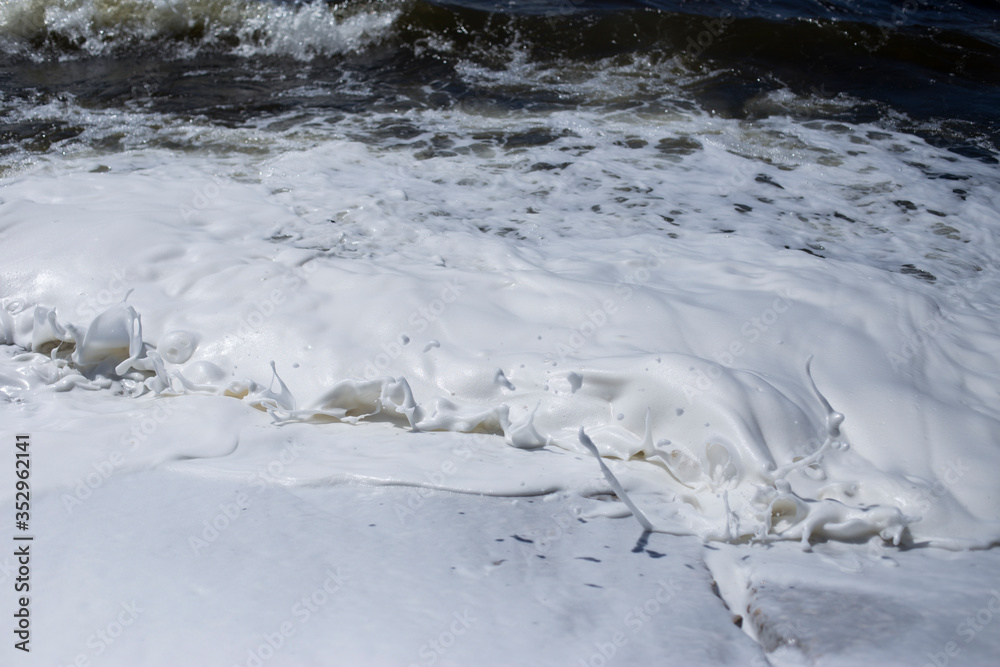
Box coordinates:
[1,0,999,159]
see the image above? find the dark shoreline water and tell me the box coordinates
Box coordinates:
[1,0,999,160]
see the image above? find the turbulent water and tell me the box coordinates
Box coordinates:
[2,0,1000,548]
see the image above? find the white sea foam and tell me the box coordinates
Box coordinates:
[3,5,999,664]
[2,98,999,549]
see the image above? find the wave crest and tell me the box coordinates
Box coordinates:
[0,0,400,60]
